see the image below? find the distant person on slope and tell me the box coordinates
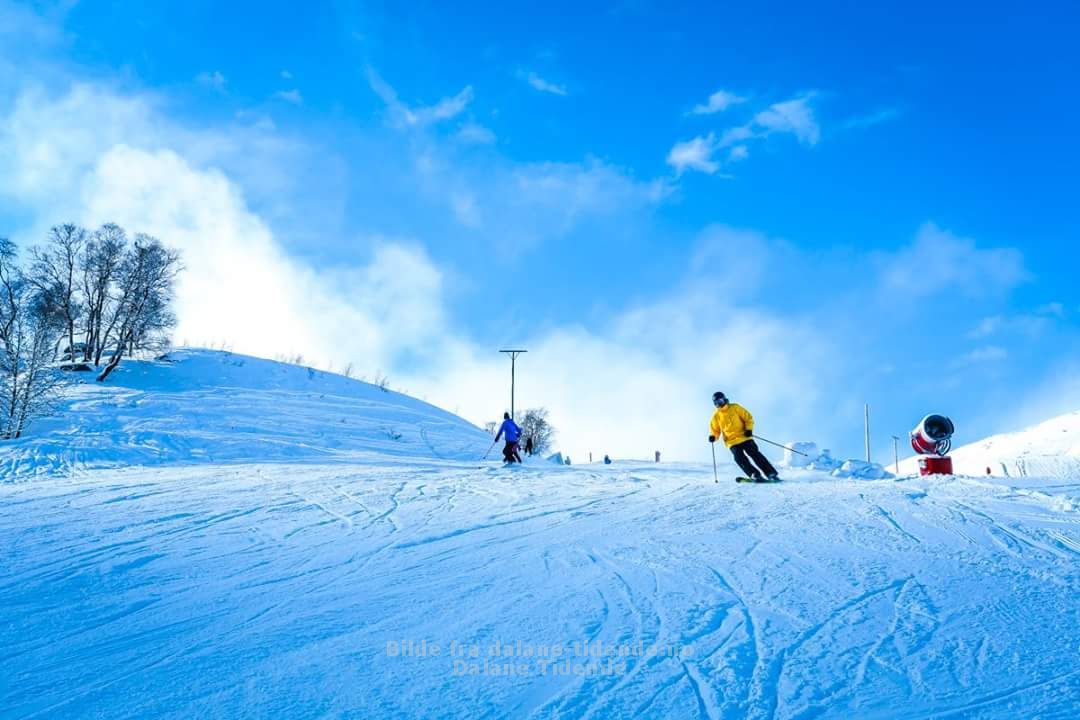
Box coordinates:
[495,412,523,464]
[708,391,779,482]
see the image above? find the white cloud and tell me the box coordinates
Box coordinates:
[361,69,665,247]
[280,69,293,80]
[408,145,669,246]
[525,71,567,96]
[273,89,303,105]
[85,147,446,369]
[717,125,755,148]
[1,84,158,210]
[454,122,496,145]
[0,83,445,373]
[367,67,473,127]
[968,316,1002,339]
[406,283,837,463]
[0,82,669,371]
[844,108,898,130]
[670,92,821,175]
[235,110,276,132]
[365,68,402,111]
[421,87,473,122]
[666,134,720,175]
[196,70,226,91]
[954,345,1008,367]
[508,159,669,220]
[690,89,746,115]
[0,82,334,242]
[967,312,1054,340]
[753,94,820,145]
[449,190,481,227]
[879,223,1030,299]
[1037,301,1065,318]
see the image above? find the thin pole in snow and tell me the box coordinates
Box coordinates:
[891,435,900,474]
[755,435,809,456]
[499,349,527,419]
[864,403,871,463]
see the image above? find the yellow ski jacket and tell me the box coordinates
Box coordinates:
[710,403,754,448]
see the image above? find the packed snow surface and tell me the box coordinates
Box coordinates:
[2,351,1079,719]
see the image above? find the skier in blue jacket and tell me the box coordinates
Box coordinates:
[494,412,523,463]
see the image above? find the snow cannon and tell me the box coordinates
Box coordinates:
[910,415,954,455]
[910,414,955,476]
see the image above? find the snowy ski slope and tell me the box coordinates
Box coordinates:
[910,411,1080,481]
[0,350,491,477]
[1,352,1078,719]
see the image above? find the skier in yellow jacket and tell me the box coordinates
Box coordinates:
[708,391,779,482]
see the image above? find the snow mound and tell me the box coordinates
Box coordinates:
[832,459,892,479]
[899,409,1080,479]
[782,442,867,475]
[783,441,818,468]
[808,448,842,471]
[0,349,490,479]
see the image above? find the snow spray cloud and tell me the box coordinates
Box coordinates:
[0,83,448,375]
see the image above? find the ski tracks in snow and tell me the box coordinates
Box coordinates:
[2,463,1079,719]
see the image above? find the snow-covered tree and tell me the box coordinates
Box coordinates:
[29,224,85,364]
[518,407,556,455]
[81,224,126,365]
[0,239,66,439]
[96,235,181,382]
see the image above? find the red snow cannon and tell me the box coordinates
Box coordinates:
[910,414,955,476]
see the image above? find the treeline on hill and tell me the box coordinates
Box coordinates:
[0,224,182,439]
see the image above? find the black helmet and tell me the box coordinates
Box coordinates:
[712,391,728,406]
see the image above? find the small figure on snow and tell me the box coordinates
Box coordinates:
[708,391,779,482]
[495,412,523,464]
[525,436,535,456]
[603,454,612,465]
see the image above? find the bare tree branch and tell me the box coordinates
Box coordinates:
[0,238,68,438]
[97,235,181,382]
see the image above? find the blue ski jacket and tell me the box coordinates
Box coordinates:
[495,418,521,443]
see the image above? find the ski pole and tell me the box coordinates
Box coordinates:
[754,435,809,456]
[482,439,497,460]
[710,441,719,483]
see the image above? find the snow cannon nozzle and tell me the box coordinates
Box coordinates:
[910,414,954,456]
[910,414,955,476]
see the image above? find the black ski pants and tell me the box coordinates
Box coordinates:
[503,441,522,463]
[730,440,777,479]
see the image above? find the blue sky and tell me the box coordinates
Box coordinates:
[1,0,1078,462]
